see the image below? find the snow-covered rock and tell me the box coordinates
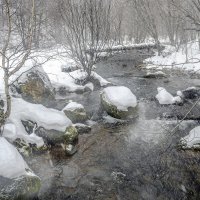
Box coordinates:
[156,87,182,105]
[14,67,55,105]
[63,101,88,123]
[180,126,200,149]
[0,137,41,199]
[3,98,72,147]
[43,67,110,95]
[101,86,137,119]
[180,87,200,100]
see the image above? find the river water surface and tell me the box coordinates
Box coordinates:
[29,51,200,200]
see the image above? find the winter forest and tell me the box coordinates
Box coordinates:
[1,0,200,199]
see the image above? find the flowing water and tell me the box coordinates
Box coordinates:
[28,51,200,200]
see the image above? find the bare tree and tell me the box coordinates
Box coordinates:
[0,0,35,131]
[55,0,112,79]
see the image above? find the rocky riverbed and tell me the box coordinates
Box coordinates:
[23,51,200,200]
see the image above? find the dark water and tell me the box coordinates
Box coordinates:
[28,52,200,200]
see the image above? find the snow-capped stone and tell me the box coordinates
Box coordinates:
[63,101,87,123]
[180,126,200,149]
[156,87,182,105]
[101,86,137,119]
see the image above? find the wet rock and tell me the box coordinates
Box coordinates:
[35,125,78,146]
[14,67,55,105]
[13,138,47,156]
[0,175,41,200]
[21,120,36,134]
[63,101,88,123]
[100,86,137,119]
[103,115,128,126]
[13,138,31,157]
[144,71,167,78]
[179,87,200,100]
[74,123,92,134]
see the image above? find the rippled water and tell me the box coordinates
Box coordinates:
[28,51,200,200]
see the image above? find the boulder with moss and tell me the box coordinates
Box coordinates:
[101,86,137,119]
[63,101,88,123]
[34,125,78,146]
[14,67,55,105]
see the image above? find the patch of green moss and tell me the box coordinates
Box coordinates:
[64,126,78,143]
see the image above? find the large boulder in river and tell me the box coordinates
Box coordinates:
[100,86,137,119]
[15,67,55,105]
[0,137,41,199]
[63,101,88,123]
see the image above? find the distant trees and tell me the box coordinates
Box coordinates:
[132,0,160,44]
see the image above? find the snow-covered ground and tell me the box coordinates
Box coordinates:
[145,41,200,73]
